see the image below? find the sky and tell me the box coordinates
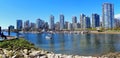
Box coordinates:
[0,0,120,29]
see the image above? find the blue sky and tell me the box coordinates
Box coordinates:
[0,0,120,29]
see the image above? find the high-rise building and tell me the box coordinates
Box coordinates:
[36,19,40,29]
[44,22,49,30]
[65,21,69,29]
[92,14,100,28]
[68,22,72,30]
[72,23,78,29]
[36,18,42,29]
[16,20,22,30]
[85,16,91,28]
[30,22,36,30]
[55,22,60,30]
[72,16,78,29]
[60,14,65,30]
[114,18,120,28]
[77,23,81,28]
[102,3,114,29]
[80,14,86,29]
[49,15,55,30]
[24,20,30,30]
[72,16,77,23]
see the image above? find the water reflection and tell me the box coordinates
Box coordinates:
[24,33,120,56]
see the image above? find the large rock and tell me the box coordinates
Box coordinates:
[0,54,7,58]
[23,49,29,55]
[0,48,4,54]
[29,51,41,57]
[12,51,24,58]
[7,50,14,57]
[39,55,47,58]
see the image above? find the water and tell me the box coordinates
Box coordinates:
[23,32,120,56]
[3,32,120,56]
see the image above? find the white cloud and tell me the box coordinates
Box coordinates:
[115,14,120,19]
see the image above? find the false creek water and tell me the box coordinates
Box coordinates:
[3,32,120,56]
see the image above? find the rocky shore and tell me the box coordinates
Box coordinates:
[0,48,120,58]
[0,38,120,58]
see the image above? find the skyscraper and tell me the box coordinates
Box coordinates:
[80,14,86,29]
[72,16,78,29]
[60,14,64,30]
[55,22,60,30]
[114,18,120,28]
[24,20,30,30]
[92,13,100,28]
[30,22,36,30]
[16,20,22,30]
[102,3,114,29]
[36,18,42,29]
[49,15,54,30]
[36,19,40,29]
[44,22,49,30]
[72,16,77,23]
[65,21,68,29]
[85,16,91,28]
[68,22,72,30]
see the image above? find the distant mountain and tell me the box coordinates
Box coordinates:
[115,14,120,19]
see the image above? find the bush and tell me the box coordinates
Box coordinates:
[0,38,37,50]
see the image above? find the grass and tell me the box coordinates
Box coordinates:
[0,38,38,50]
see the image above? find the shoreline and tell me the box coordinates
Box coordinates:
[90,31,120,34]
[0,48,120,58]
[21,30,120,34]
[0,38,120,58]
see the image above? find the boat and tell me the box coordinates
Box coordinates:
[45,35,52,40]
[81,31,89,34]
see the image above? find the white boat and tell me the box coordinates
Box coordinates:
[81,31,89,34]
[45,36,52,40]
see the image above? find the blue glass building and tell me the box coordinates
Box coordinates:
[72,16,78,29]
[80,14,86,29]
[92,14,100,28]
[102,3,114,29]
[36,18,43,29]
[85,16,91,28]
[49,15,55,30]
[16,20,22,30]
[72,16,77,23]
[24,20,30,30]
[60,14,64,30]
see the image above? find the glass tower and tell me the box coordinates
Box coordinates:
[80,14,86,29]
[102,3,114,29]
[60,14,64,30]
[36,18,42,29]
[85,16,91,28]
[72,16,77,23]
[92,14,100,28]
[72,16,77,29]
[16,20,22,30]
[49,15,54,30]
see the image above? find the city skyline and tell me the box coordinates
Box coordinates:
[0,0,120,29]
